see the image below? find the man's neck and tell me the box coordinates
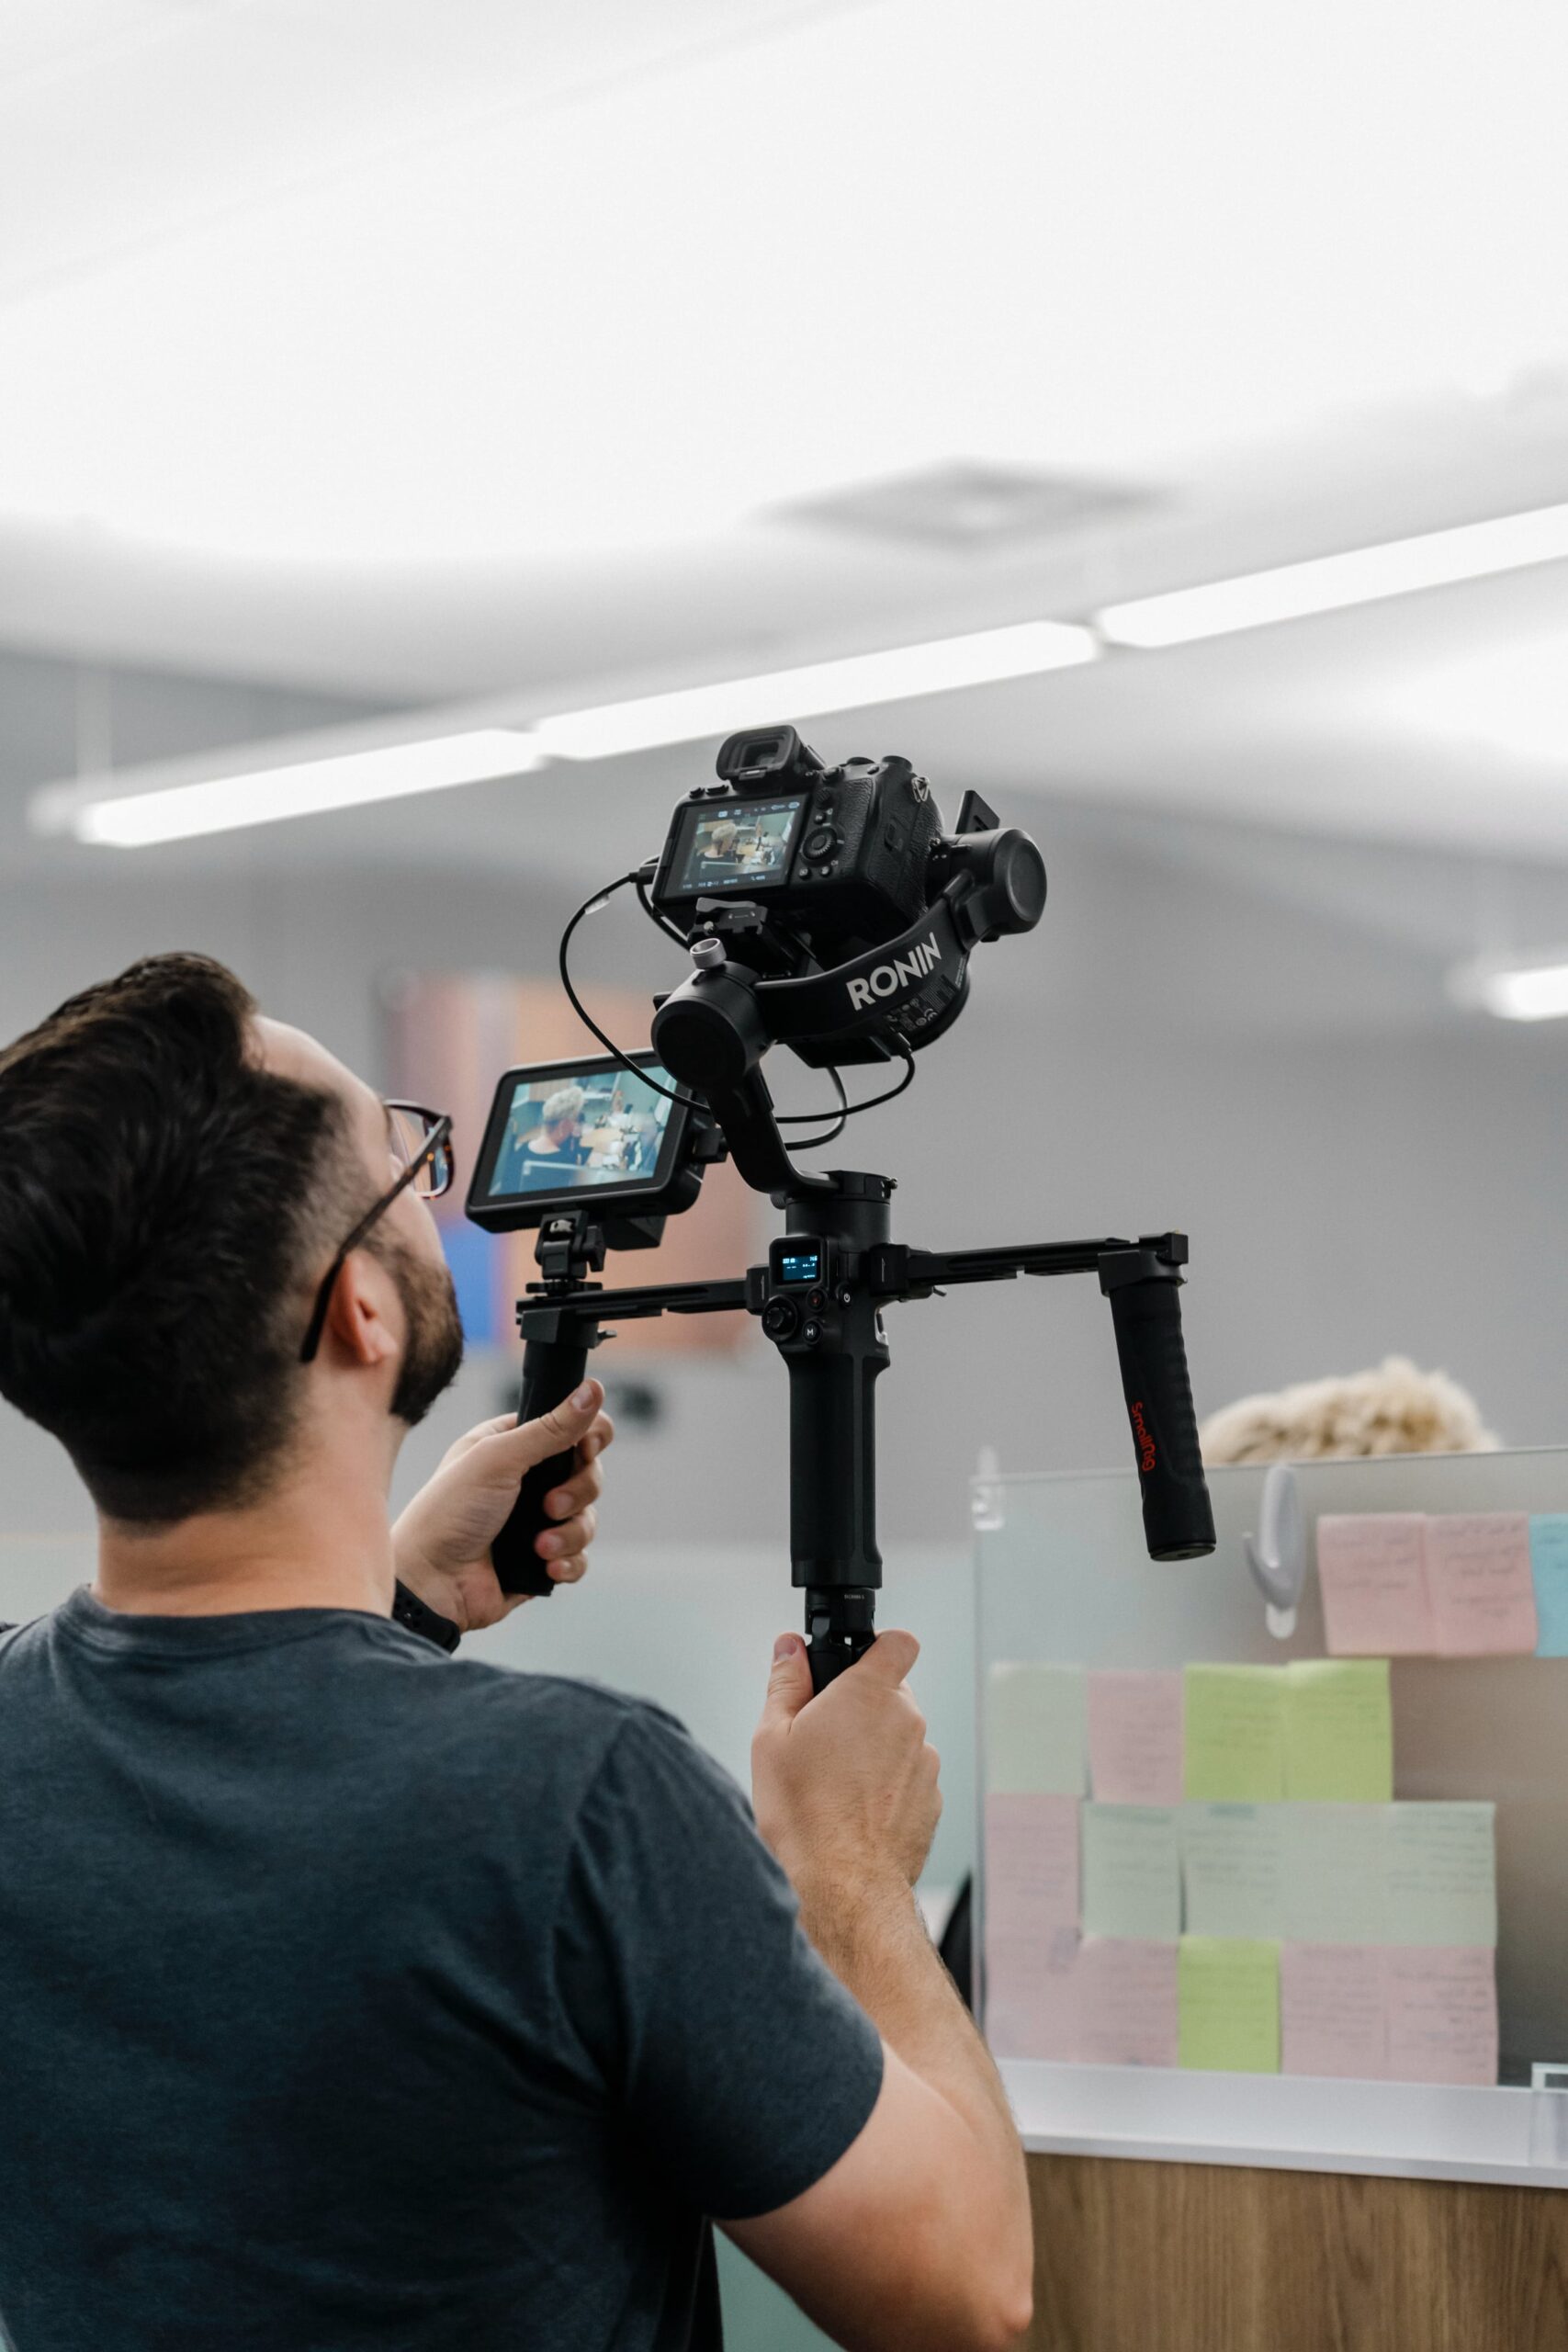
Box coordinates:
[95,1461,398,1620]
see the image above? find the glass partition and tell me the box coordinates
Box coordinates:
[975,1448,1568,2186]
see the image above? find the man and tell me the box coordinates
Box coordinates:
[0,954,1032,2352]
[515,1080,592,1187]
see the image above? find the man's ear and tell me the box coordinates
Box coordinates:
[321,1250,400,1371]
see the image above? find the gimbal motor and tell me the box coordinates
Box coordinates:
[466,724,1215,1690]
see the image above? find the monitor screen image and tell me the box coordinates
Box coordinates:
[675,796,804,895]
[485,1061,677,1199]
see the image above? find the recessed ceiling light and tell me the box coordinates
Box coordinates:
[1097,501,1568,647]
[1448,953,1568,1022]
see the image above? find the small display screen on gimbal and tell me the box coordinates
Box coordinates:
[483,1060,677,1200]
[673,795,805,896]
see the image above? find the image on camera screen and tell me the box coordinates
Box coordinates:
[487,1063,677,1198]
[677,796,803,894]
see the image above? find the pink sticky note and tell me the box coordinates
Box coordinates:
[1423,1514,1540,1657]
[1316,1514,1435,1655]
[986,1934,1083,2061]
[983,1794,1081,2059]
[1086,1670,1184,1804]
[1071,1937,1179,2067]
[1384,1947,1498,2086]
[1280,1943,1388,2080]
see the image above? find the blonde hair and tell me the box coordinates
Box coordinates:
[541,1083,587,1127]
[1200,1356,1498,1466]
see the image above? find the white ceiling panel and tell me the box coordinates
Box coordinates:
[4,0,1568,862]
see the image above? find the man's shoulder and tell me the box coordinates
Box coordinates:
[365,1628,698,1784]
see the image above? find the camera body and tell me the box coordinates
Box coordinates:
[649,725,945,949]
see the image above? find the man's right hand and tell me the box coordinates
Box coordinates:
[751,1629,942,1898]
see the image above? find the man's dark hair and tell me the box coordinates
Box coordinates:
[0,954,357,1523]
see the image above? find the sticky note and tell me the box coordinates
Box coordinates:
[1181,1803,1286,1938]
[1081,1804,1181,1940]
[1424,1514,1539,1657]
[1383,1947,1498,2086]
[1386,1803,1496,1948]
[987,1664,1088,1794]
[1283,1804,1390,1943]
[1316,1514,1434,1656]
[983,1793,1082,2060]
[1183,1665,1284,1801]
[1086,1669,1184,1804]
[1178,1938,1280,2073]
[1071,1938,1179,2068]
[1529,1516,1568,1657]
[1282,1659,1393,1803]
[1280,1943,1388,2079]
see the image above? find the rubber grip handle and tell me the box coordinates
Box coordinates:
[807,1625,876,1694]
[489,1337,590,1598]
[1106,1276,1216,1561]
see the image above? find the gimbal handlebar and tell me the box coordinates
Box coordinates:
[489,894,1215,1690]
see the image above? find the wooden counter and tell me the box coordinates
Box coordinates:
[1023,2154,1568,2350]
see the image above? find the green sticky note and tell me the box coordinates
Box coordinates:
[1081,1804,1182,1939]
[987,1663,1087,1795]
[1183,1665,1284,1801]
[1283,1659,1393,1803]
[1178,1938,1280,2073]
[1283,1803,1390,1942]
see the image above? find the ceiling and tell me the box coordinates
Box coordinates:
[5,0,1568,862]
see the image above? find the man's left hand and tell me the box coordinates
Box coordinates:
[391,1382,615,1634]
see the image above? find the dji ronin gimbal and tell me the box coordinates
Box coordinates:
[466,724,1216,1690]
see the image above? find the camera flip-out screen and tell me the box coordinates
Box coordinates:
[467,1053,692,1231]
[670,795,806,896]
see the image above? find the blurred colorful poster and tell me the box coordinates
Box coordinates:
[382,971,761,1352]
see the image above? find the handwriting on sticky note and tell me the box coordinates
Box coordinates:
[1383,1947,1497,2086]
[1283,1804,1390,1943]
[1529,1515,1568,1657]
[1424,1515,1539,1657]
[1283,1659,1393,1803]
[1183,1665,1283,1801]
[1181,1804,1285,1938]
[984,1792,1080,1940]
[987,1663,1088,1794]
[1178,1938,1280,2073]
[1087,1669,1184,1804]
[1280,1943,1388,2078]
[1071,1938,1179,2068]
[1386,1803,1496,1947]
[1316,1515,1434,1656]
[983,1792,1082,2060]
[1081,1805,1181,1940]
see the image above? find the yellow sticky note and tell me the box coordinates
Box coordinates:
[1182,1665,1284,1801]
[1178,1938,1280,2073]
[1283,1659,1393,1803]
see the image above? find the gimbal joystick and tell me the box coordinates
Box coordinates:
[467,724,1215,1689]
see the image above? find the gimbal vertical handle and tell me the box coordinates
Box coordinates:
[491,1336,592,1599]
[1100,1257,1216,1561]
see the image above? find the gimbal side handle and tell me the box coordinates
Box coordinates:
[491,1308,604,1599]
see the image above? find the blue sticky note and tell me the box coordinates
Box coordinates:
[1529,1516,1568,1657]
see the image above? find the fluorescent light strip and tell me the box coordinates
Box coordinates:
[1450,955,1568,1023]
[73,729,543,847]
[532,621,1099,762]
[1098,501,1568,649]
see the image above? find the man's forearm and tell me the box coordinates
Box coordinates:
[794,1869,1027,2207]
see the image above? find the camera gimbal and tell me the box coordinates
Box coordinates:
[477,732,1216,1691]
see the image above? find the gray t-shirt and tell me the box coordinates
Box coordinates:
[0,1591,883,2352]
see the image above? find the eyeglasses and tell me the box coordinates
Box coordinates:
[299,1102,455,1365]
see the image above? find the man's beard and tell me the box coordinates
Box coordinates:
[379,1238,465,1427]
